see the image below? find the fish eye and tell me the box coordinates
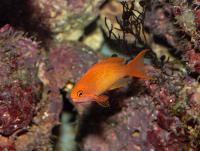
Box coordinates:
[77,90,83,97]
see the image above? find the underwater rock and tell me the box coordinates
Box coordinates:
[145,62,200,150]
[0,137,16,151]
[42,41,98,90]
[172,0,200,74]
[6,29,99,151]
[0,25,64,151]
[38,41,98,150]
[144,0,200,74]
[78,93,156,151]
[0,24,41,136]
[0,25,48,150]
[184,47,200,73]
[30,0,105,41]
[172,0,200,46]
[62,1,200,150]
[82,26,104,51]
[76,60,200,150]
[39,40,98,123]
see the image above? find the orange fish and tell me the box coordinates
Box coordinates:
[70,49,152,107]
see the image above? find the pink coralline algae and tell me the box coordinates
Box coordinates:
[46,42,98,89]
[144,0,200,74]
[36,41,98,132]
[0,25,41,136]
[0,0,199,150]
[195,9,200,29]
[0,137,16,151]
[76,59,200,151]
[185,48,200,73]
[72,1,200,150]
[0,23,98,150]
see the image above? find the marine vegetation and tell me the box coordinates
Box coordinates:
[0,0,199,151]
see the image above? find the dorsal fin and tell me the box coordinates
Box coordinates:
[98,57,125,64]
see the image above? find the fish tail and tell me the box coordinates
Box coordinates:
[126,49,152,80]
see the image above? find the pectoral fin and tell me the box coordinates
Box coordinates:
[109,78,129,90]
[95,95,110,107]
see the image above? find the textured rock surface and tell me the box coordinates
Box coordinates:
[39,41,99,151]
[42,41,98,92]
[30,0,105,41]
[0,25,62,151]
[14,41,99,151]
[75,1,200,151]
[144,0,200,74]
[77,62,200,151]
[0,0,199,150]
[0,25,41,136]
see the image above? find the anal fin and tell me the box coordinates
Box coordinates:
[95,95,110,107]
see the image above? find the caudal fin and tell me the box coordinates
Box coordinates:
[126,49,152,80]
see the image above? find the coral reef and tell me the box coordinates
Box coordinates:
[144,0,200,74]
[77,61,200,151]
[0,24,41,136]
[0,0,100,150]
[0,24,40,149]
[0,0,200,150]
[43,42,98,89]
[38,41,98,151]
[0,24,98,151]
[0,0,105,43]
[0,25,62,151]
[30,0,105,41]
[75,0,200,151]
